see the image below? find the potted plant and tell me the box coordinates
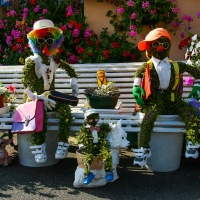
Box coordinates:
[0,84,9,108]
[84,82,120,109]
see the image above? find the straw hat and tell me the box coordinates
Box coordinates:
[138,28,171,51]
[27,19,63,38]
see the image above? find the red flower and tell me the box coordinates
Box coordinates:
[13,46,18,51]
[111,42,120,48]
[78,48,84,55]
[17,38,24,43]
[103,50,110,59]
[58,48,64,53]
[75,23,82,30]
[7,85,15,92]
[122,50,130,58]
[73,38,80,44]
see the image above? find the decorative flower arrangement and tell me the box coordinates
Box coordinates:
[0,84,9,96]
[84,82,120,97]
[105,0,181,35]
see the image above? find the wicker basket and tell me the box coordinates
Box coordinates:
[76,149,104,170]
[87,95,119,109]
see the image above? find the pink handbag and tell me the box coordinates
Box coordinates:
[11,99,44,134]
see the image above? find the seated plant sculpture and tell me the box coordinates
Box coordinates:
[22,19,79,163]
[132,28,200,167]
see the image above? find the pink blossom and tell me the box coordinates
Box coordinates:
[23,8,29,13]
[150,9,157,14]
[171,20,180,29]
[66,11,73,17]
[185,77,194,85]
[130,13,136,20]
[129,30,137,37]
[130,25,136,30]
[171,7,180,14]
[69,55,78,64]
[60,25,67,31]
[42,9,48,14]
[11,29,20,39]
[22,13,28,18]
[127,0,134,7]
[180,32,185,39]
[34,5,41,13]
[182,15,193,22]
[117,7,125,14]
[6,36,12,46]
[84,28,92,38]
[66,5,73,12]
[142,1,150,9]
[72,29,80,37]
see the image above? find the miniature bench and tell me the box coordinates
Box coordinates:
[0,62,192,146]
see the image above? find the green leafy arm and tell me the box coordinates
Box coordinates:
[60,59,78,78]
[134,63,147,78]
[178,62,200,79]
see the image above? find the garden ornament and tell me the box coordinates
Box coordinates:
[22,19,79,163]
[73,110,113,188]
[132,28,200,167]
[0,137,13,166]
[97,69,107,86]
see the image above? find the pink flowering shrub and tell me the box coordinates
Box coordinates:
[106,0,181,35]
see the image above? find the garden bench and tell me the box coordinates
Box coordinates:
[0,62,192,146]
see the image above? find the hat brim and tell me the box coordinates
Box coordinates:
[138,41,149,51]
[27,27,63,39]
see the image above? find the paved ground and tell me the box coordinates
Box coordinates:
[0,140,200,200]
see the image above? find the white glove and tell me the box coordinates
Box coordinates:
[25,88,56,110]
[70,77,79,97]
[37,91,56,110]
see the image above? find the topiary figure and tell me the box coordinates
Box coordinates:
[132,28,200,167]
[22,19,79,163]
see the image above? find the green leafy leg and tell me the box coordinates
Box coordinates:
[56,103,73,142]
[139,106,159,148]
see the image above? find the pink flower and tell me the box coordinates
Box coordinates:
[130,25,136,30]
[171,20,180,29]
[180,32,185,39]
[117,7,124,14]
[150,9,157,14]
[182,15,193,22]
[72,29,80,37]
[185,77,194,85]
[130,13,136,20]
[42,9,48,14]
[22,13,28,18]
[127,0,134,7]
[171,7,180,14]
[84,28,92,38]
[34,5,41,13]
[142,1,150,9]
[6,36,12,46]
[129,30,137,37]
[23,8,29,13]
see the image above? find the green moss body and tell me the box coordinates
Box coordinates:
[22,56,78,145]
[76,123,112,175]
[134,61,200,147]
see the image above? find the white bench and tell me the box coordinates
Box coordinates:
[0,62,192,146]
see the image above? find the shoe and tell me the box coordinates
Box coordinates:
[83,172,95,185]
[106,171,114,182]
[185,149,199,159]
[133,157,147,167]
[30,143,47,163]
[55,142,69,159]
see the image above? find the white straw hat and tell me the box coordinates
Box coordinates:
[27,19,62,38]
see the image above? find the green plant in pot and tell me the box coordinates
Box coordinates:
[84,82,120,109]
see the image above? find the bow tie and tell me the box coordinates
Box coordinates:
[89,125,100,132]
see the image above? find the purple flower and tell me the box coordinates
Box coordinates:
[11,29,20,39]
[34,5,41,13]
[84,28,92,38]
[171,20,180,29]
[127,0,134,7]
[130,13,136,20]
[72,29,80,37]
[129,30,137,37]
[171,7,180,14]
[6,36,12,46]
[42,9,48,14]
[182,15,193,22]
[22,13,28,19]
[142,1,150,9]
[130,25,136,30]
[117,7,125,14]
[23,8,29,13]
[198,12,200,18]
[180,32,185,39]
[185,77,194,85]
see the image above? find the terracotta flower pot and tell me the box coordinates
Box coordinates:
[76,148,104,170]
[0,95,4,108]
